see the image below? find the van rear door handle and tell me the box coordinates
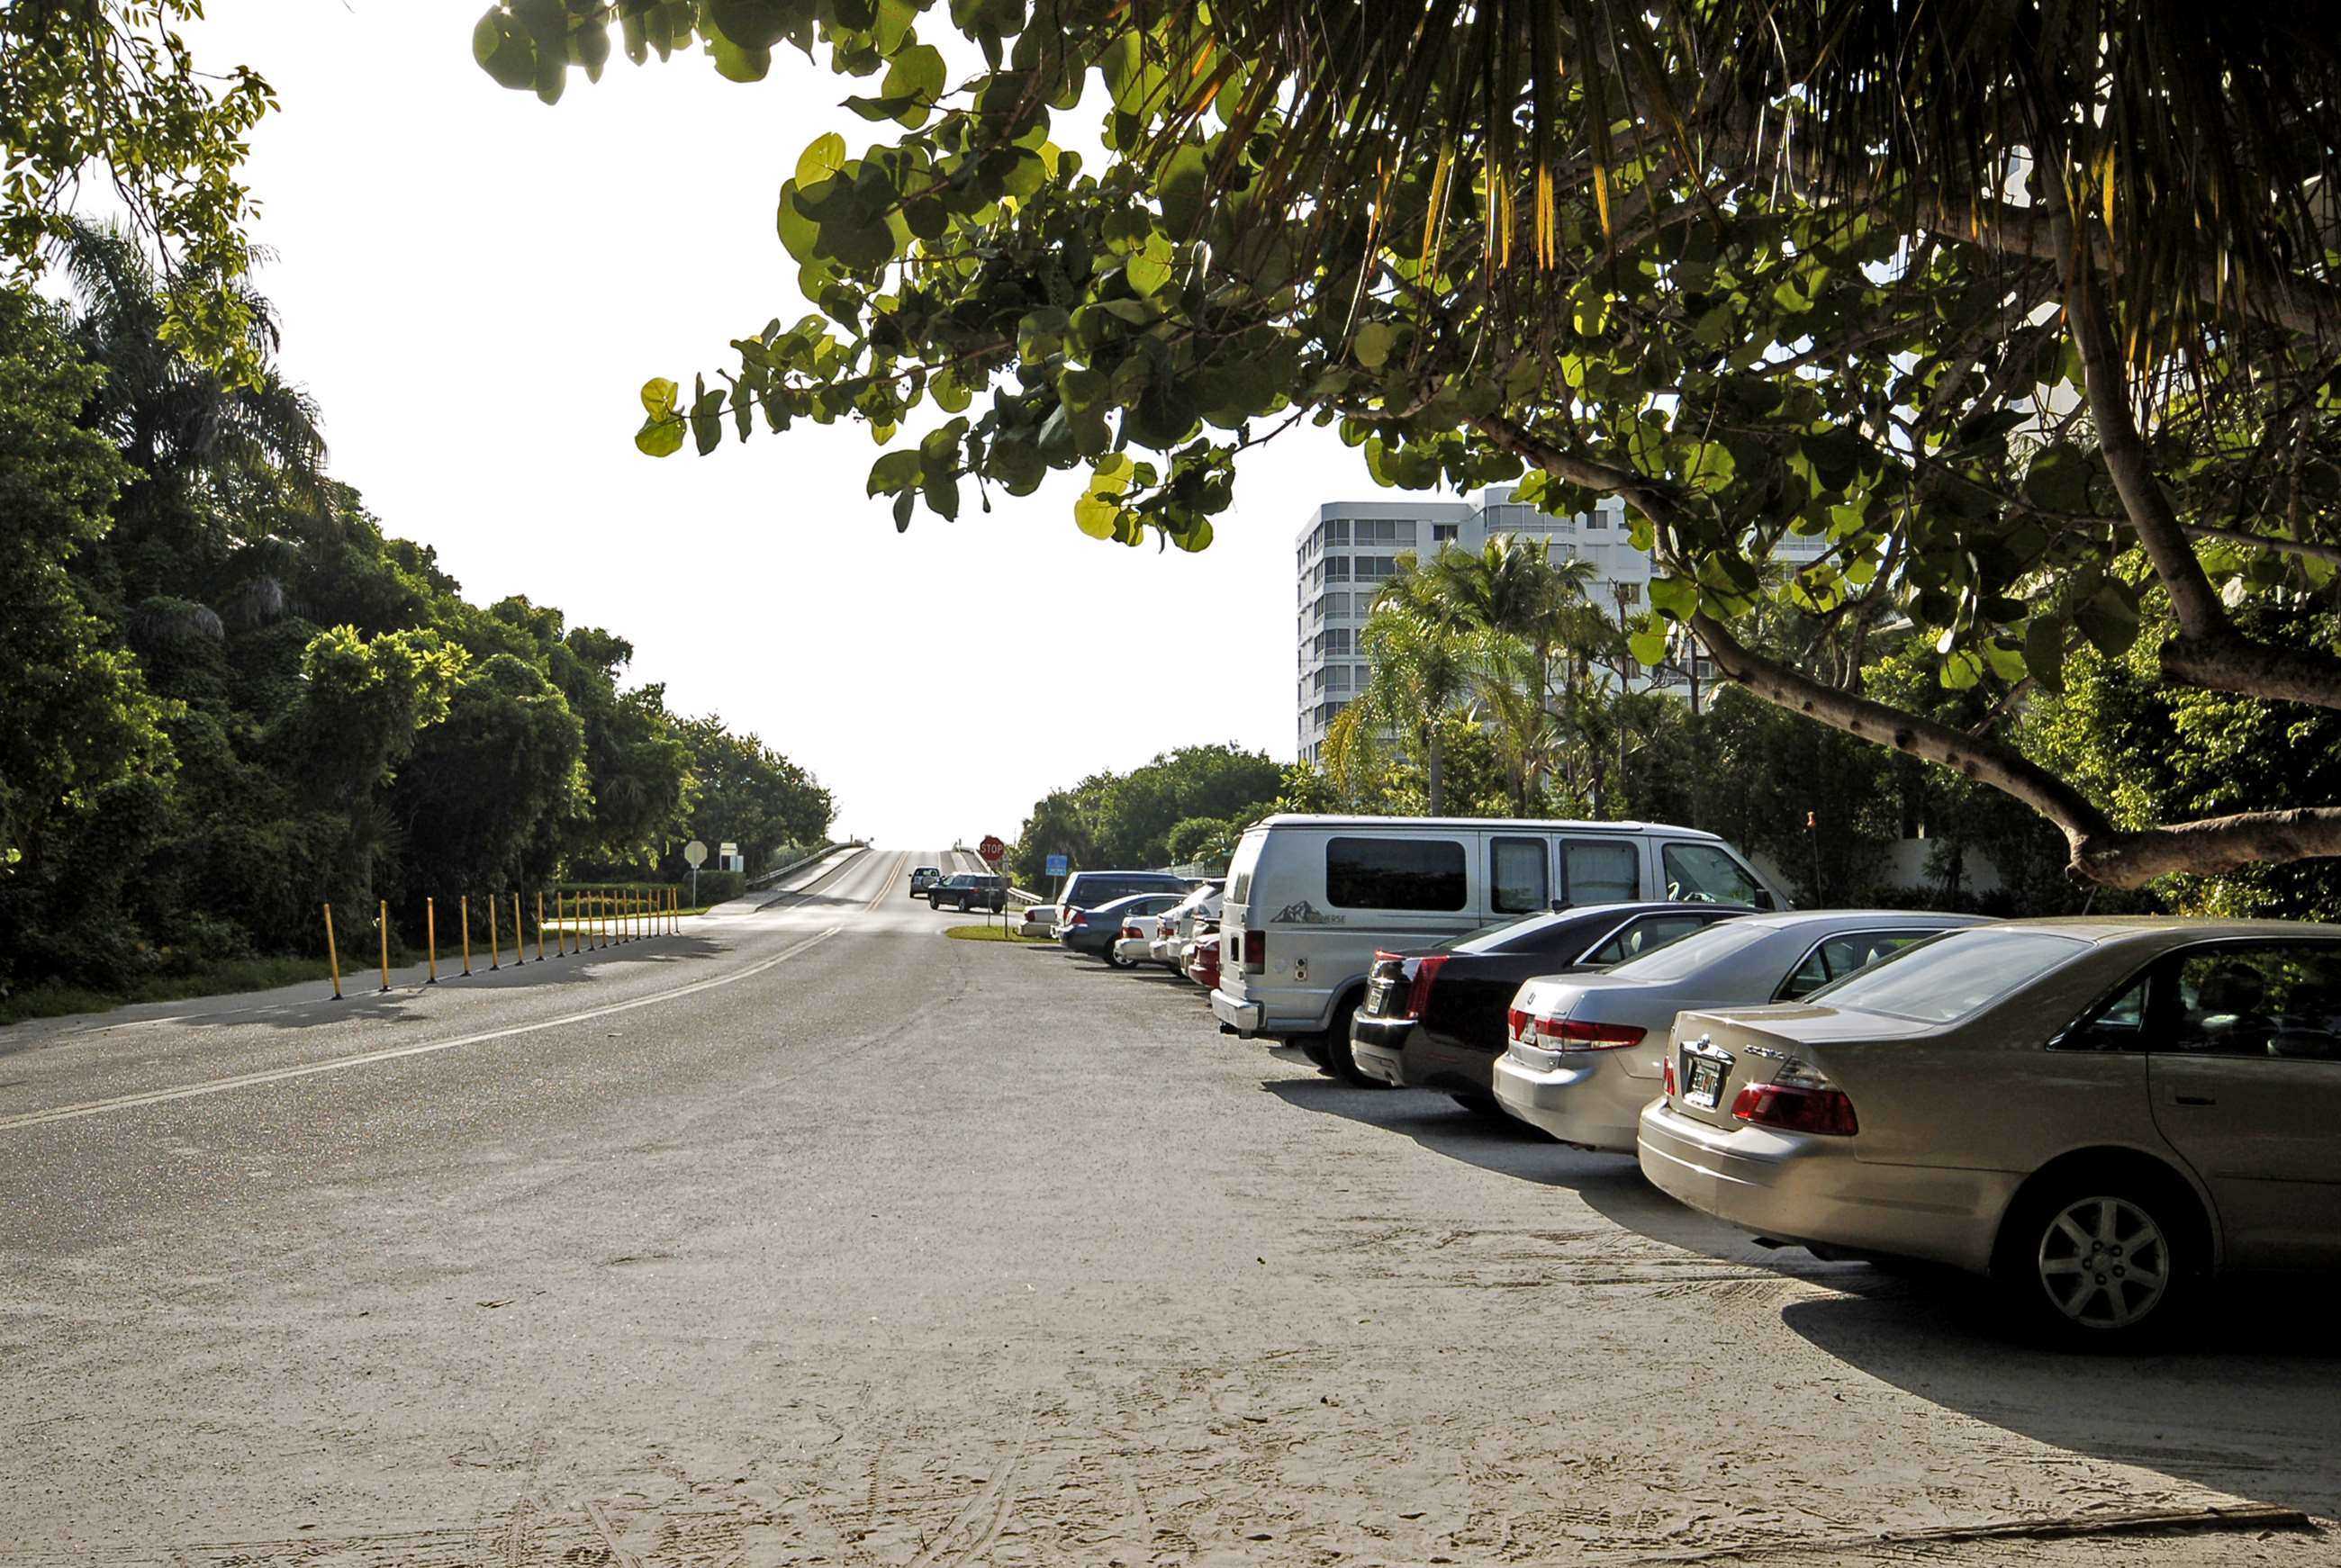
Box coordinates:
[2173,1095,2217,1107]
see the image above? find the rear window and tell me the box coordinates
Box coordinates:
[1326,836,1466,911]
[1804,928,2085,1023]
[1604,917,1779,981]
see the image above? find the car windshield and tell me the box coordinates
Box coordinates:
[1602,916,1780,980]
[1803,928,2088,1022]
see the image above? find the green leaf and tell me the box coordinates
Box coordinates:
[635,415,684,457]
[1646,575,1698,620]
[2022,616,2067,692]
[866,449,922,496]
[794,132,848,190]
[1074,492,1118,539]
[1628,627,1670,666]
[2022,440,2092,516]
[2074,580,2142,656]
[1125,242,1174,297]
[640,376,680,419]
[472,13,538,90]
[1353,321,1396,369]
[1057,365,1107,414]
[881,42,946,127]
[709,0,791,50]
[775,181,819,262]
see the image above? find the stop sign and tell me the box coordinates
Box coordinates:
[978,834,1006,864]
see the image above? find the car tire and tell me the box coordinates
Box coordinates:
[1105,946,1133,969]
[1324,996,1385,1087]
[1296,1037,1333,1068]
[1995,1167,2201,1347]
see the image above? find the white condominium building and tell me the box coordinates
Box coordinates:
[1296,485,1828,763]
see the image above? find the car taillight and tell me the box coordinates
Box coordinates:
[1242,929,1265,969]
[1399,954,1449,1019]
[1508,1011,1646,1051]
[1069,912,1089,927]
[1122,923,1142,939]
[1662,1056,1677,1096]
[1731,1083,1858,1136]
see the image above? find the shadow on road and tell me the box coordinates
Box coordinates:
[1779,1271,2341,1520]
[154,933,732,1036]
[1259,1074,1862,1276]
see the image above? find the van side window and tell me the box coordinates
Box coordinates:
[1562,839,1640,904]
[1326,837,1467,911]
[1489,837,1550,915]
[1662,843,1765,906]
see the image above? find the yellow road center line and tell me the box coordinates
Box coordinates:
[0,926,845,1132]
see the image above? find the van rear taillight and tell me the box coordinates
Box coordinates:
[1731,1082,1858,1135]
[1242,929,1265,970]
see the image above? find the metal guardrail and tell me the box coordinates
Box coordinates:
[746,839,861,891]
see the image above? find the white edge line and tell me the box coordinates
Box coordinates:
[0,925,845,1132]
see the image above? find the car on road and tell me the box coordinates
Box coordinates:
[1492,910,1983,1151]
[1210,815,1785,1068]
[908,866,943,899]
[1150,883,1224,970]
[1640,918,2341,1344]
[1350,902,1755,1104]
[1062,892,1188,962]
[1018,903,1059,940]
[929,872,1008,913]
[1053,870,1198,935]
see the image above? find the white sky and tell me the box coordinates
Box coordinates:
[181,0,1412,849]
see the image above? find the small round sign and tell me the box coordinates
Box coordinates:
[683,839,708,868]
[978,834,1006,864]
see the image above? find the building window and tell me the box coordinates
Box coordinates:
[1324,556,1351,580]
[1614,582,1642,605]
[1326,518,1350,545]
[1354,555,1397,581]
[1325,628,1351,656]
[1433,523,1459,544]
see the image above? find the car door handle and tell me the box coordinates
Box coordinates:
[2173,1095,2217,1107]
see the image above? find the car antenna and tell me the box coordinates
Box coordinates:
[2080,886,2099,915]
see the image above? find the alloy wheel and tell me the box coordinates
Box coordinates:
[2035,1194,2170,1331]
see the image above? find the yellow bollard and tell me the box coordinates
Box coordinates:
[538,891,547,962]
[514,891,526,966]
[488,894,501,970]
[426,896,438,984]
[323,902,342,1000]
[378,899,391,993]
[461,895,473,976]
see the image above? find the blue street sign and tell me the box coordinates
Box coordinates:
[1044,854,1068,876]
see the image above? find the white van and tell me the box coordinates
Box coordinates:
[1209,816,1786,1059]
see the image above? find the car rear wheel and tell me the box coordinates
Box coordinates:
[1106,946,1133,969]
[1296,1037,1332,1068]
[1999,1173,2198,1347]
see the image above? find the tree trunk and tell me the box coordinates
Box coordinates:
[1425,727,1445,816]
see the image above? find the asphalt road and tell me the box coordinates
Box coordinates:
[3,846,2336,1565]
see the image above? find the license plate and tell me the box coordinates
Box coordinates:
[1685,1054,1727,1110]
[1366,979,1393,1015]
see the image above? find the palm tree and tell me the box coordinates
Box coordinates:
[1346,607,1475,815]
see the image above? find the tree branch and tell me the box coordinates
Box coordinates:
[2059,212,2341,712]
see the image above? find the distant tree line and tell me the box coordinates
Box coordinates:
[0,231,831,1002]
[1007,744,1284,888]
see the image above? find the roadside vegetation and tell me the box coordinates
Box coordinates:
[0,237,832,1013]
[943,924,1046,943]
[1005,744,1282,889]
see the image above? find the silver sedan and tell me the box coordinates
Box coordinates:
[1491,910,1983,1151]
[1639,917,2341,1345]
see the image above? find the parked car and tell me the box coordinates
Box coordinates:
[1210,814,1785,1059]
[1185,928,1222,991]
[1112,915,1160,967]
[1641,918,2341,1344]
[1150,883,1225,970]
[929,872,1008,913]
[1018,903,1060,940]
[1061,891,1188,960]
[1053,870,1199,935]
[1492,910,1984,1150]
[1350,902,1755,1099]
[908,866,943,899]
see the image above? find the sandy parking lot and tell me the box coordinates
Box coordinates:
[3,851,2334,1563]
